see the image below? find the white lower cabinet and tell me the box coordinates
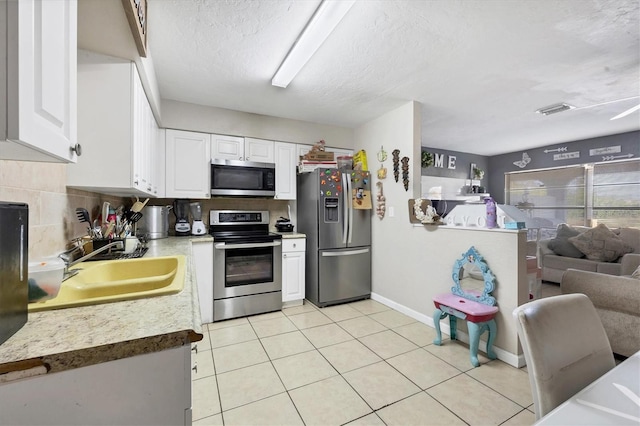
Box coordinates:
[282,238,306,305]
[0,345,192,425]
[192,239,213,324]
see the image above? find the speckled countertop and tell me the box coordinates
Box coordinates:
[0,236,208,381]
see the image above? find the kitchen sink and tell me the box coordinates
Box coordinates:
[28,256,186,312]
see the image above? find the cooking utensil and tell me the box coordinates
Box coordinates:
[101,202,110,226]
[131,197,149,213]
[125,211,143,223]
[75,208,93,237]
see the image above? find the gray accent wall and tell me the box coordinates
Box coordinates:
[421,147,489,180]
[488,131,640,204]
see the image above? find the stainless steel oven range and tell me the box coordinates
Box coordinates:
[210,210,283,321]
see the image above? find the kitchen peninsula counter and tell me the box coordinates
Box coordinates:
[0,237,205,380]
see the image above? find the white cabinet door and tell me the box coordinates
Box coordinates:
[0,345,191,425]
[132,70,148,193]
[68,52,157,197]
[211,134,244,161]
[152,126,165,197]
[1,0,77,163]
[282,239,306,304]
[192,240,213,324]
[245,138,275,163]
[274,142,297,200]
[165,130,211,199]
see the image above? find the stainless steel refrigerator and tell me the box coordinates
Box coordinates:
[297,168,372,307]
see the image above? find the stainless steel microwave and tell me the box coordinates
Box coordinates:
[211,159,276,197]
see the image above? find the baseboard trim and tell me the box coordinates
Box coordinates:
[370,292,524,368]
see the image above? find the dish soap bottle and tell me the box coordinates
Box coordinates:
[485,197,497,228]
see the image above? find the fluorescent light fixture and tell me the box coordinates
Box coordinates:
[272,0,356,88]
[610,103,640,120]
[535,103,575,116]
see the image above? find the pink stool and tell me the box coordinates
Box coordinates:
[433,292,499,367]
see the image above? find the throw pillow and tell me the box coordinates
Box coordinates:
[631,265,640,279]
[548,224,584,258]
[569,224,634,262]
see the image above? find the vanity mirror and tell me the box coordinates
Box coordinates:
[451,246,496,306]
[433,246,499,367]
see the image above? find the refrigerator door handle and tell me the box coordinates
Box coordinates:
[341,171,348,244]
[322,248,370,257]
[347,174,354,244]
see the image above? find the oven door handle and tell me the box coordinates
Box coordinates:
[214,241,282,250]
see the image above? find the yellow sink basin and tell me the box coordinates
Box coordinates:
[29,255,186,312]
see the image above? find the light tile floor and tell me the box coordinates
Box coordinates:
[191,298,540,426]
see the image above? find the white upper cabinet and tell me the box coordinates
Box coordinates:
[67,50,160,196]
[211,135,275,163]
[165,129,211,199]
[274,142,296,200]
[211,134,244,161]
[244,138,275,163]
[0,0,78,163]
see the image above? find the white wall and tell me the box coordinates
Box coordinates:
[161,100,354,148]
[355,101,527,365]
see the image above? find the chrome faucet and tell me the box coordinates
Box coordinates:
[59,241,124,281]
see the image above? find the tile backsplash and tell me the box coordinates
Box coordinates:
[0,160,297,259]
[0,160,124,260]
[148,197,293,231]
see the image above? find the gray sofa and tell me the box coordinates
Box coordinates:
[538,226,640,284]
[561,268,640,357]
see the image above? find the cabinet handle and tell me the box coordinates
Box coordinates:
[192,364,198,373]
[70,143,82,156]
[283,254,287,258]
[191,344,198,354]
[134,180,139,185]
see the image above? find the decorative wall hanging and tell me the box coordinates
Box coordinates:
[409,198,442,224]
[392,149,400,182]
[513,152,531,168]
[401,156,410,191]
[376,181,386,219]
[377,146,388,179]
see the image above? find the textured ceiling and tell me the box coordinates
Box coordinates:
[147,0,640,155]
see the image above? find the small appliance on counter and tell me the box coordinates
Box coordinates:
[190,202,206,235]
[173,199,191,236]
[137,205,170,239]
[275,217,294,233]
[0,202,28,345]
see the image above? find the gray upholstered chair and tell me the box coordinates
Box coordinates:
[513,294,616,420]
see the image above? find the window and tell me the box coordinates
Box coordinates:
[505,159,640,233]
[592,160,640,228]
